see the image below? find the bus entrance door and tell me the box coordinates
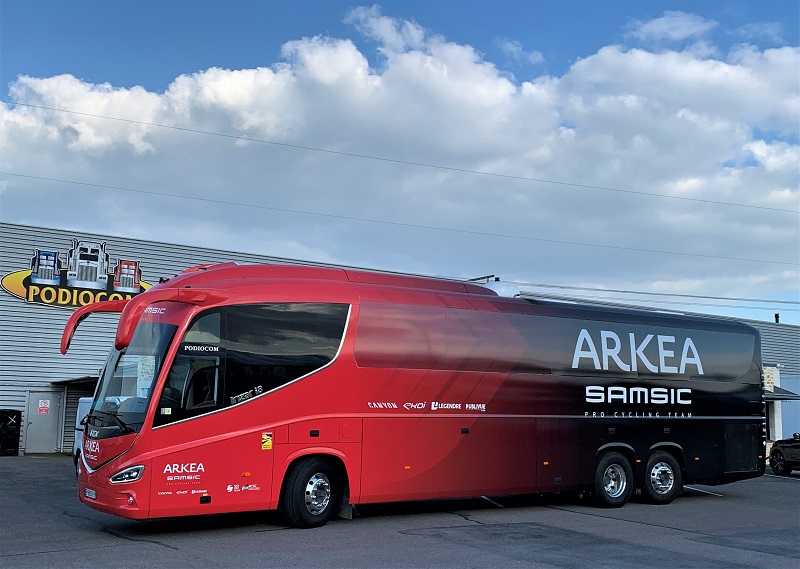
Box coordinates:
[148,432,274,517]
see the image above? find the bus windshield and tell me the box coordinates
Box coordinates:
[89,319,178,438]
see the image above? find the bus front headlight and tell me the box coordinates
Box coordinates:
[110,465,145,484]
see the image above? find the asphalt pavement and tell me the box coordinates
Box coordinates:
[1,454,798,569]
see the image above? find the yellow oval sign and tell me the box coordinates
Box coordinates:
[0,270,28,300]
[1,270,152,310]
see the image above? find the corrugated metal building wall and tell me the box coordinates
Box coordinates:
[754,323,800,376]
[2,221,798,453]
[60,382,95,456]
[0,222,322,454]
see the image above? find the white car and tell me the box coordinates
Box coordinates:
[73,397,93,476]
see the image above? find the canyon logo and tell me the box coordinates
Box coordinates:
[1,238,152,309]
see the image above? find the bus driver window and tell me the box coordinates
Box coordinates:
[154,311,222,426]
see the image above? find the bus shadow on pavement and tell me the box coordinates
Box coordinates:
[102,493,587,536]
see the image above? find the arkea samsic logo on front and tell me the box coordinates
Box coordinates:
[1,238,152,309]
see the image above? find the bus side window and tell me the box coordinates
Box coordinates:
[153,310,223,427]
[223,303,348,405]
[184,311,221,343]
[154,355,221,426]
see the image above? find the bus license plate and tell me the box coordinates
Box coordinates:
[84,488,97,500]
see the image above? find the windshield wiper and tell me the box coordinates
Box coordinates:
[90,410,135,434]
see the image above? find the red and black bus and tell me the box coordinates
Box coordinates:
[63,263,765,527]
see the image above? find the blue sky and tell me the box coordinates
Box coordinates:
[1,0,798,324]
[3,1,797,92]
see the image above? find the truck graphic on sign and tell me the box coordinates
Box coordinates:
[30,250,62,285]
[113,260,142,293]
[66,240,110,290]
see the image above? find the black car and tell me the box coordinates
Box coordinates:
[770,433,800,475]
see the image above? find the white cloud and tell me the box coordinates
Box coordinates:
[0,7,797,323]
[627,11,717,43]
[744,140,800,172]
[7,74,160,154]
[733,22,786,45]
[345,5,426,55]
[499,40,545,65]
[564,45,799,136]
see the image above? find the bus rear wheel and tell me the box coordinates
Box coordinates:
[643,451,682,504]
[283,457,341,528]
[593,452,633,508]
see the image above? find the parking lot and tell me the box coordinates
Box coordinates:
[1,454,798,569]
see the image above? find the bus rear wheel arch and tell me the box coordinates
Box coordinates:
[593,451,634,508]
[282,456,346,528]
[642,451,683,504]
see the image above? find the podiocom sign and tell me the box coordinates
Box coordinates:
[1,237,152,309]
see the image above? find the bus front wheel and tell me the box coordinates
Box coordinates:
[643,451,682,504]
[283,457,341,528]
[593,452,633,508]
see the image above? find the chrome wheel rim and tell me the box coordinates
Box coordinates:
[304,472,331,515]
[603,464,627,498]
[771,453,784,473]
[649,462,675,494]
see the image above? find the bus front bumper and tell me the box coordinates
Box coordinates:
[78,463,149,520]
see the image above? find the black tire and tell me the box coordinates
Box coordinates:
[770,450,793,476]
[593,452,634,508]
[74,451,81,478]
[643,451,682,504]
[283,457,342,528]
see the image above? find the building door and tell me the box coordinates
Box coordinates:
[25,392,62,453]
